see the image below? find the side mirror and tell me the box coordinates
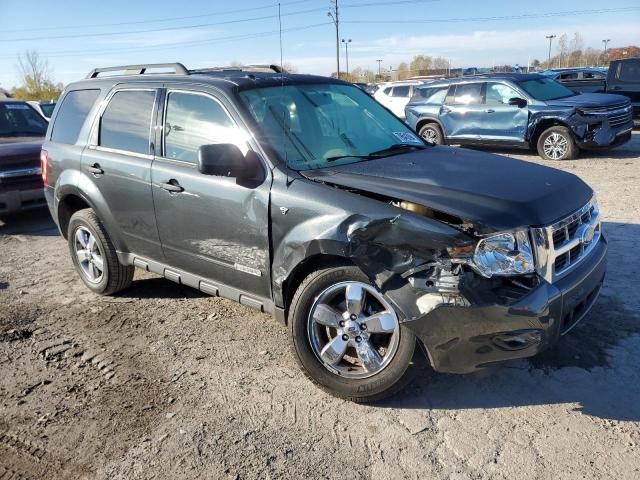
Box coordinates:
[197,144,261,180]
[508,97,527,108]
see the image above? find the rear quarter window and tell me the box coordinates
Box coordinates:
[50,89,100,144]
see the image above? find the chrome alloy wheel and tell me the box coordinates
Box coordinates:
[420,126,438,144]
[543,132,569,160]
[74,226,104,283]
[307,281,400,379]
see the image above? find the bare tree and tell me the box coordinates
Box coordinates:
[556,34,569,68]
[432,57,449,72]
[396,62,409,80]
[13,50,62,101]
[568,32,584,67]
[409,55,432,75]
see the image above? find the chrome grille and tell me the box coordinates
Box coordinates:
[531,199,602,283]
[608,110,633,127]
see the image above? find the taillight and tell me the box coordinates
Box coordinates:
[40,149,49,185]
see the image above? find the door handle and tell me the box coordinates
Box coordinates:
[86,163,104,175]
[160,180,184,193]
[485,108,495,113]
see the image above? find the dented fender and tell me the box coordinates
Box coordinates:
[269,170,471,315]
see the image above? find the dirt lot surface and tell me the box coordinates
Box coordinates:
[1,133,639,480]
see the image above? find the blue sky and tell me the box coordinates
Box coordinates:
[0,0,639,89]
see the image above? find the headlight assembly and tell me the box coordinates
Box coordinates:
[473,230,535,277]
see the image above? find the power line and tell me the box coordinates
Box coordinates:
[0,0,441,42]
[1,6,329,42]
[0,0,311,33]
[344,6,640,24]
[0,23,334,60]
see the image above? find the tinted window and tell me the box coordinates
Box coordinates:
[40,103,56,118]
[485,82,521,105]
[411,86,448,104]
[616,59,640,82]
[447,83,483,105]
[391,86,410,97]
[558,72,578,80]
[51,90,100,144]
[383,87,392,95]
[583,71,605,79]
[164,92,239,163]
[0,102,48,138]
[100,90,156,154]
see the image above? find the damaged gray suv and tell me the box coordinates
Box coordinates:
[43,63,607,402]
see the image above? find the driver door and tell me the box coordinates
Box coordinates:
[480,82,528,143]
[150,87,271,298]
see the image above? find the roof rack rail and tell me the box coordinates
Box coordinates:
[86,63,189,79]
[189,64,287,74]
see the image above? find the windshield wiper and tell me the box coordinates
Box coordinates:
[326,143,428,163]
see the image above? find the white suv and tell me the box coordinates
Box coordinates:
[373,81,424,118]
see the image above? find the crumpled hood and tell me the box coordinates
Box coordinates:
[302,146,593,232]
[547,92,630,108]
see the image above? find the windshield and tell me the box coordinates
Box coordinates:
[239,83,425,170]
[516,77,576,101]
[0,102,48,137]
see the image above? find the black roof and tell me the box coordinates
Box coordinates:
[68,63,345,93]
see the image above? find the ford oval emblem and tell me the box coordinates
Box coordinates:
[581,224,595,245]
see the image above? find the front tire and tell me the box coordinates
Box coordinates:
[288,266,416,403]
[536,126,578,160]
[67,208,134,295]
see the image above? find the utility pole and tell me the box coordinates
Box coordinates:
[342,38,352,77]
[328,1,340,78]
[602,39,611,65]
[545,34,556,68]
[376,59,383,76]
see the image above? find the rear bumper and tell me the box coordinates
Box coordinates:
[0,187,46,215]
[404,235,607,374]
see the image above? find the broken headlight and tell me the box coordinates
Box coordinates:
[472,231,534,277]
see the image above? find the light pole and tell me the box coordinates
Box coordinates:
[545,34,556,68]
[602,39,611,65]
[328,1,340,78]
[376,59,383,76]
[341,38,352,77]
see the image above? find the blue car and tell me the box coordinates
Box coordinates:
[405,73,633,160]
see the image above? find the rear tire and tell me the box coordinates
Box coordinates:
[288,266,416,403]
[536,126,578,160]
[67,208,134,295]
[418,122,444,145]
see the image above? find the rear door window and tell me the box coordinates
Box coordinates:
[446,83,483,105]
[99,90,156,155]
[391,86,410,97]
[51,90,100,144]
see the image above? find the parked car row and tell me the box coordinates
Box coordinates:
[361,57,638,161]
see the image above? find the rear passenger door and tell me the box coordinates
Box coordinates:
[82,86,163,260]
[151,87,271,299]
[440,82,485,140]
[388,85,411,118]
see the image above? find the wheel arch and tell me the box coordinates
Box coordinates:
[415,116,445,135]
[529,117,574,148]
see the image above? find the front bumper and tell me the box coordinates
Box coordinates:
[0,186,46,215]
[403,235,607,374]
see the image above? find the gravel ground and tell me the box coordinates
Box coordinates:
[1,132,639,480]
